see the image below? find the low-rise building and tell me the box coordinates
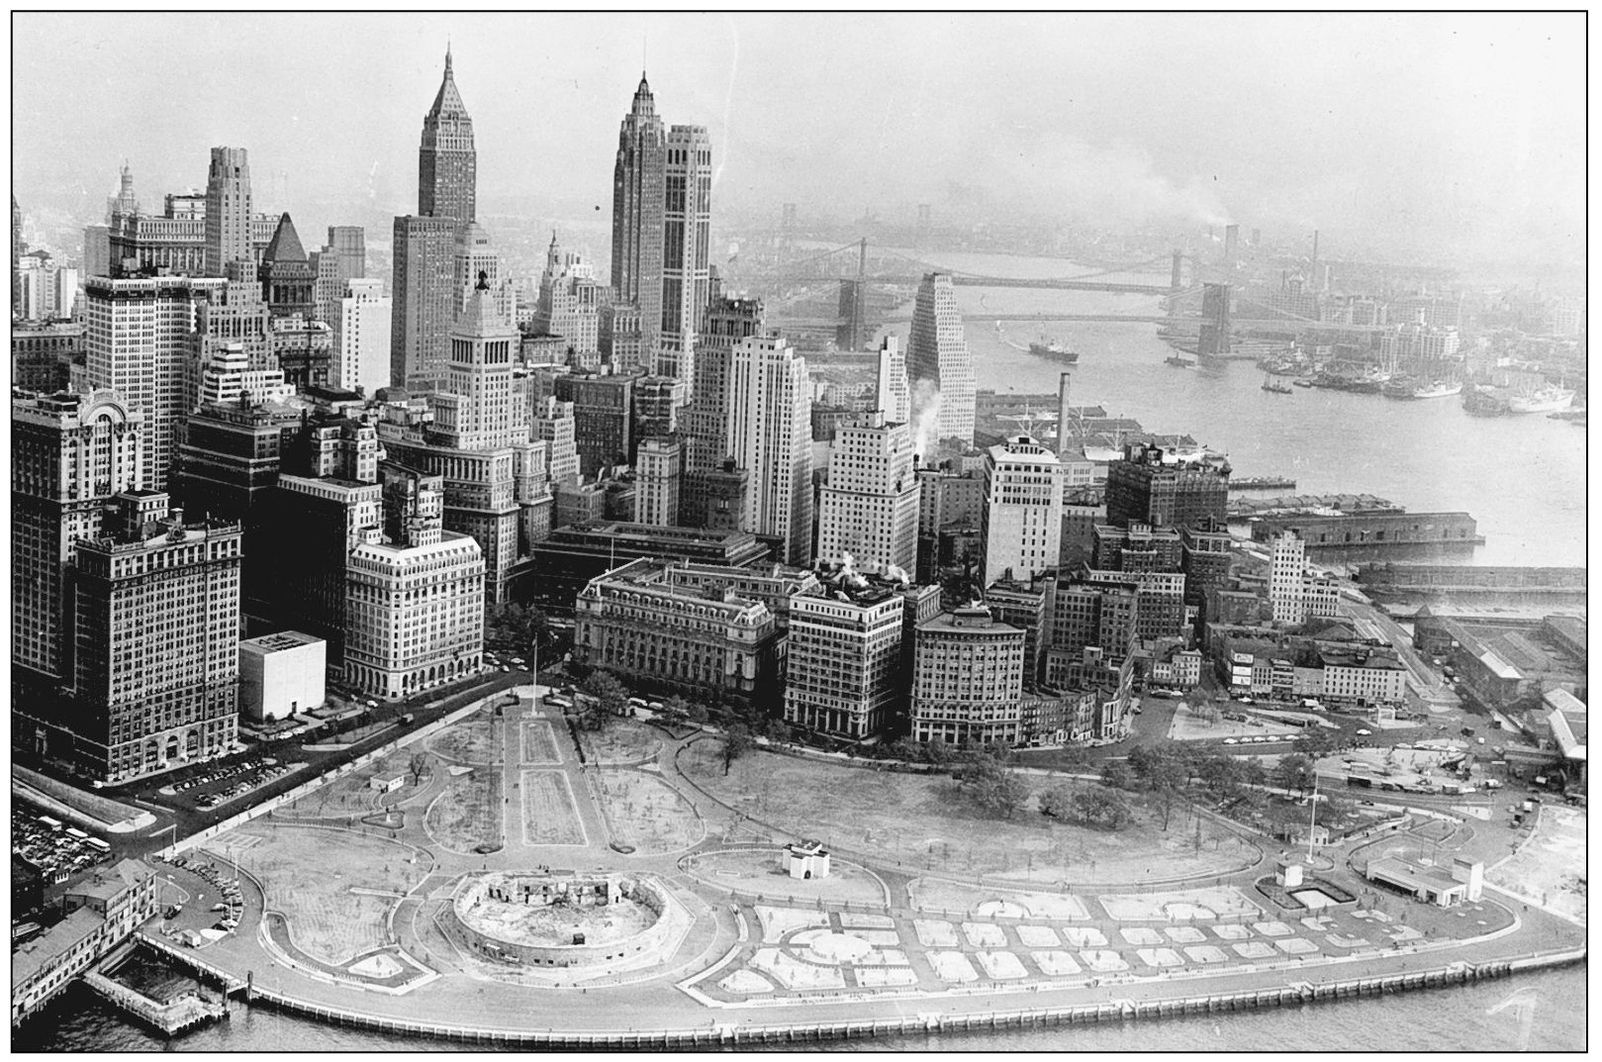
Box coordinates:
[238,631,327,722]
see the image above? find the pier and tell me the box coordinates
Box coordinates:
[84,946,228,1038]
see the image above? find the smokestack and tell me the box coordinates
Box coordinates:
[1224,224,1239,266]
[1057,372,1072,451]
[1311,229,1319,269]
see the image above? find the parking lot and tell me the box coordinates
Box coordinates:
[12,807,113,883]
[162,756,292,809]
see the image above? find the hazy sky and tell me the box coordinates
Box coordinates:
[12,12,1585,269]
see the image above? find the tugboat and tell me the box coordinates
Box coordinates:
[1261,375,1293,394]
[1462,385,1510,417]
[1381,375,1419,399]
[1165,354,1195,368]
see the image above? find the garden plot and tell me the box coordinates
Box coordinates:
[424,767,502,853]
[961,922,1007,948]
[520,720,562,765]
[791,930,872,965]
[913,920,959,948]
[1326,933,1370,949]
[1079,950,1128,973]
[1099,887,1261,922]
[427,710,498,764]
[1061,926,1108,947]
[1211,924,1251,940]
[1275,937,1320,955]
[1301,915,1337,932]
[519,771,586,846]
[1184,945,1229,964]
[755,906,828,943]
[1252,920,1295,937]
[593,769,702,853]
[1016,925,1061,948]
[1137,948,1184,968]
[910,878,1089,920]
[856,967,918,988]
[750,948,845,990]
[1164,926,1206,943]
[975,951,1028,979]
[928,951,979,983]
[854,949,910,967]
[1119,926,1164,946]
[1032,950,1081,977]
[718,969,774,994]
[1232,941,1277,959]
[838,913,896,930]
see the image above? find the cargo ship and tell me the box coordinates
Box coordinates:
[1165,354,1195,368]
[1506,384,1575,414]
[1412,379,1462,400]
[1261,375,1293,394]
[1462,385,1510,417]
[1028,338,1079,364]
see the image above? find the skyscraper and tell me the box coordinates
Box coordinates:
[875,334,911,426]
[907,272,975,453]
[203,146,253,276]
[815,410,919,575]
[12,390,145,684]
[532,233,600,356]
[333,278,391,395]
[979,435,1064,586]
[1270,529,1307,624]
[726,335,813,565]
[1104,442,1229,530]
[656,123,713,389]
[312,225,366,323]
[685,296,765,472]
[634,435,684,526]
[259,213,315,318]
[418,47,476,224]
[611,74,666,356]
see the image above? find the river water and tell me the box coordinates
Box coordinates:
[871,247,1587,567]
[23,247,1584,1051]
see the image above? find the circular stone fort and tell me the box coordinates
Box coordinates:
[443,872,677,969]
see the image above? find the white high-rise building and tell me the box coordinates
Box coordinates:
[634,436,684,526]
[815,410,919,575]
[532,233,600,356]
[1270,530,1307,624]
[726,335,812,565]
[334,278,391,395]
[907,272,975,453]
[532,395,580,488]
[452,222,516,324]
[194,342,295,407]
[875,334,911,426]
[83,275,215,491]
[979,435,1063,586]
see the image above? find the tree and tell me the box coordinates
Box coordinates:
[1273,752,1316,797]
[578,670,629,731]
[925,737,953,770]
[1088,790,1131,830]
[686,702,710,725]
[1039,784,1075,821]
[1100,759,1132,790]
[721,724,754,775]
[956,753,1029,819]
[658,695,692,726]
[1294,725,1338,757]
[1148,757,1187,830]
[408,752,430,787]
[888,737,923,764]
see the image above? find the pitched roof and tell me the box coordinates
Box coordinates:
[261,213,307,264]
[428,51,469,119]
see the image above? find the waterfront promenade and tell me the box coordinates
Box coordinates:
[133,688,1585,1045]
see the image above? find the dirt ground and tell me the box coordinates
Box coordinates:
[1489,805,1587,924]
[1168,704,1302,742]
[520,771,586,846]
[232,823,426,965]
[427,710,499,765]
[593,769,703,853]
[425,767,502,852]
[681,743,1252,884]
[582,722,663,765]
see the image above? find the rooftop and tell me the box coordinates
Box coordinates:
[241,630,323,653]
[1367,856,1464,895]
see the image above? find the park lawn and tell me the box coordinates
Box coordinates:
[582,720,663,765]
[520,771,586,846]
[681,742,1253,884]
[594,769,703,853]
[426,709,499,764]
[277,749,423,820]
[521,720,563,765]
[425,767,503,853]
[233,823,426,965]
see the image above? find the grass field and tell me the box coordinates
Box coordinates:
[519,770,586,846]
[427,710,499,765]
[424,767,502,853]
[234,823,426,965]
[520,721,562,765]
[681,742,1252,884]
[582,721,662,765]
[593,769,703,853]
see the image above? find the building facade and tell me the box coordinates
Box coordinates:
[203,146,253,276]
[907,272,976,452]
[784,579,908,741]
[727,335,813,565]
[980,436,1064,586]
[815,410,919,575]
[910,606,1026,746]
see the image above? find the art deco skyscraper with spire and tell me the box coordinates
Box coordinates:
[418,46,476,224]
[610,73,666,359]
[393,49,478,389]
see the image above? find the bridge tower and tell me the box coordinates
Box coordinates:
[834,237,868,351]
[1170,250,1184,292]
[1198,283,1233,358]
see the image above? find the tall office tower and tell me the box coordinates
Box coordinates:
[685,296,765,471]
[107,162,139,219]
[452,221,515,323]
[980,435,1064,586]
[553,373,635,477]
[610,74,666,357]
[344,464,484,700]
[532,233,601,355]
[532,395,580,487]
[633,375,686,446]
[390,215,458,388]
[726,335,813,565]
[910,605,1026,746]
[65,491,242,782]
[1103,442,1229,530]
[815,411,919,575]
[12,391,144,684]
[634,436,684,526]
[907,272,975,453]
[435,273,523,449]
[333,278,391,394]
[1269,530,1307,624]
[784,573,911,742]
[258,213,315,318]
[194,264,272,386]
[875,335,911,426]
[1180,520,1233,626]
[83,275,209,492]
[12,192,24,317]
[12,321,84,393]
[311,225,366,322]
[655,123,713,389]
[418,47,476,224]
[83,223,112,281]
[598,296,645,374]
[203,146,253,276]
